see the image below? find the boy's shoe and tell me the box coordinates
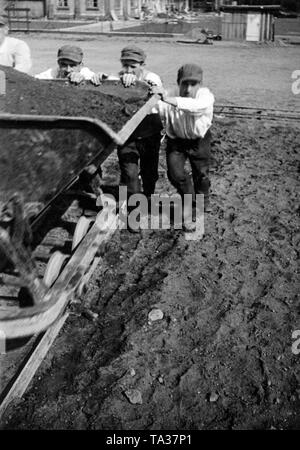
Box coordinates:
[184,217,205,241]
[182,220,196,233]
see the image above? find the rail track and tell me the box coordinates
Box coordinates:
[0,102,298,424]
[214,105,300,123]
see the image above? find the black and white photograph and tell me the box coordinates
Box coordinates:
[0,0,299,436]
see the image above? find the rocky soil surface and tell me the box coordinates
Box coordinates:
[1,118,299,430]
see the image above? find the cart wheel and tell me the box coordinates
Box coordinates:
[72,216,94,251]
[43,251,69,288]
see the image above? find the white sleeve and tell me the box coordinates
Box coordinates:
[176,89,215,113]
[13,40,32,74]
[35,68,55,79]
[144,72,162,87]
[152,99,169,117]
[106,74,120,81]
[80,67,95,80]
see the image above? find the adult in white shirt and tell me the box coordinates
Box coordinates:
[35,45,94,84]
[0,16,32,73]
[151,63,215,221]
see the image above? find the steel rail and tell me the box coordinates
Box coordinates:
[214,105,300,122]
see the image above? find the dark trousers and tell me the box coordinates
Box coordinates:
[166,131,211,201]
[117,133,161,198]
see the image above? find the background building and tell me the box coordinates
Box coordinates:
[4,0,209,19]
[3,0,298,19]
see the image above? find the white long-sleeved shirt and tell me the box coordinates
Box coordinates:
[138,69,162,87]
[35,66,95,80]
[0,36,32,73]
[155,86,214,139]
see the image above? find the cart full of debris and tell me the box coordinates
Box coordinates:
[0,66,159,341]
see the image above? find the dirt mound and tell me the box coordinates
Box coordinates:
[0,66,150,206]
[1,66,148,130]
[2,119,299,430]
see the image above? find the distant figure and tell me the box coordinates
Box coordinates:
[35,45,94,84]
[198,29,213,45]
[0,16,31,73]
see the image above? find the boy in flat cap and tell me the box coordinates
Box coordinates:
[92,46,163,229]
[91,45,161,88]
[0,16,31,73]
[35,45,94,83]
[118,45,161,88]
[151,63,214,229]
[118,46,163,211]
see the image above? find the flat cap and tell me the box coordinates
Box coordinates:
[120,46,146,63]
[57,45,83,63]
[177,64,203,84]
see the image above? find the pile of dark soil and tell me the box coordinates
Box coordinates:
[2,119,299,430]
[1,66,149,130]
[0,66,149,206]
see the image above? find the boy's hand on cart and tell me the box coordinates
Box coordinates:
[121,73,137,87]
[90,72,108,86]
[146,79,158,87]
[150,86,177,107]
[68,72,85,84]
[150,85,166,99]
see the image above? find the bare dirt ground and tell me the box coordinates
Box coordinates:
[23,35,300,110]
[0,36,299,430]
